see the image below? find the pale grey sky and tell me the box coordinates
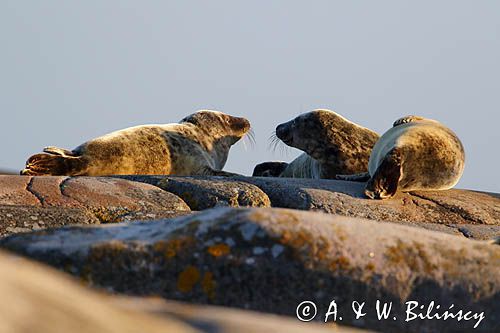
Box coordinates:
[1,1,499,192]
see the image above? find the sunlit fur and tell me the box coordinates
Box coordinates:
[365,116,465,199]
[21,110,250,176]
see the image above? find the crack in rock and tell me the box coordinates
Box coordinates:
[25,177,44,206]
[58,177,72,198]
[409,192,481,224]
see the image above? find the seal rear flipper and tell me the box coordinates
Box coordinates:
[252,161,289,177]
[393,115,425,127]
[364,148,402,199]
[20,153,88,176]
[43,146,76,157]
[336,172,370,182]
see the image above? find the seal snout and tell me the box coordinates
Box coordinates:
[275,123,292,144]
[229,116,251,135]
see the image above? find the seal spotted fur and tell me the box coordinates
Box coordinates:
[338,115,465,199]
[21,110,250,177]
[253,109,380,179]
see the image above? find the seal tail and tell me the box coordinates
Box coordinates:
[20,153,88,176]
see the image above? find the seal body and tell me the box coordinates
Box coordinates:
[21,110,250,177]
[364,116,465,199]
[253,109,380,179]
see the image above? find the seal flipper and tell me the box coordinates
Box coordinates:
[20,153,88,176]
[43,146,76,157]
[393,116,424,127]
[336,172,370,182]
[364,148,402,199]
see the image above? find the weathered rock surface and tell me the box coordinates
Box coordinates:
[115,297,371,333]
[119,175,271,210]
[0,176,191,236]
[0,250,198,333]
[0,250,362,333]
[2,207,498,332]
[120,175,500,240]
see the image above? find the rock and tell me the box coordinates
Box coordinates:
[114,297,371,333]
[116,175,500,240]
[0,250,198,333]
[0,205,99,237]
[0,176,191,236]
[119,175,271,210]
[0,176,41,206]
[2,207,498,332]
[237,177,500,226]
[393,220,500,240]
[0,250,361,333]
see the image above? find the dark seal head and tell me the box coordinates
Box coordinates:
[21,110,250,177]
[364,115,465,199]
[255,109,380,179]
[252,161,289,177]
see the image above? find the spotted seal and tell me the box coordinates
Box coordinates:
[21,110,250,177]
[338,115,465,199]
[253,109,380,179]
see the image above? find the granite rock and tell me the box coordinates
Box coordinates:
[0,176,190,236]
[0,250,198,333]
[2,207,498,332]
[118,175,500,240]
[0,249,366,333]
[119,175,271,210]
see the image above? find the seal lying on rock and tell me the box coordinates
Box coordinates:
[21,110,250,177]
[253,109,380,179]
[337,116,465,199]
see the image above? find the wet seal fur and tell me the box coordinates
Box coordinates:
[338,116,465,199]
[253,109,380,179]
[21,110,250,177]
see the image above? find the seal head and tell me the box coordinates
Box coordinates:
[255,109,379,179]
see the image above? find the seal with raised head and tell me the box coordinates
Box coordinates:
[253,109,380,179]
[338,115,466,199]
[21,110,250,177]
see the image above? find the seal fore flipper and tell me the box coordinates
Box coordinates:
[364,148,402,199]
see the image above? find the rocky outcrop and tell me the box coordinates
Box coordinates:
[0,250,197,333]
[2,175,498,240]
[0,250,362,333]
[2,207,498,332]
[116,175,271,210]
[115,297,371,333]
[0,176,190,236]
[121,175,500,240]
